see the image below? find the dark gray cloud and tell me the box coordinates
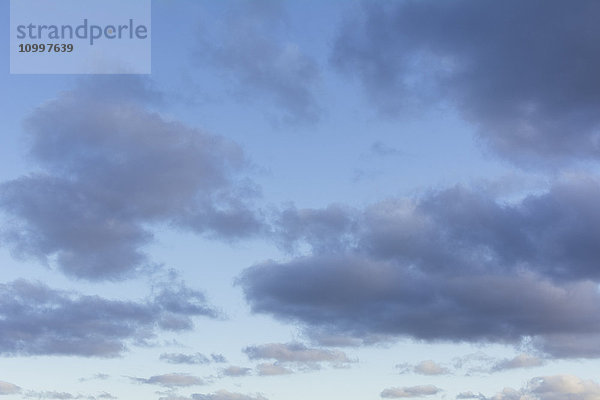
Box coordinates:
[332,0,600,163]
[0,279,216,357]
[244,256,600,343]
[160,353,211,365]
[0,381,21,395]
[197,0,321,124]
[132,373,204,388]
[531,333,600,359]
[240,177,600,357]
[381,385,441,399]
[0,78,263,281]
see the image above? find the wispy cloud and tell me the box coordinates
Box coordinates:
[160,353,211,365]
[196,1,321,124]
[131,373,204,388]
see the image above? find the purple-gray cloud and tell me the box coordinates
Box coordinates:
[0,77,263,281]
[333,0,600,164]
[240,176,600,358]
[0,279,216,357]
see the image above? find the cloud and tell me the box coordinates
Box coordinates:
[241,255,600,352]
[23,391,116,400]
[160,353,211,365]
[192,390,267,400]
[457,392,486,400]
[255,363,292,376]
[197,1,321,124]
[332,0,600,164]
[78,374,110,382]
[528,375,600,400]
[97,394,117,400]
[0,77,263,281]
[24,392,78,400]
[381,385,441,399]
[240,177,600,358]
[243,342,352,364]
[370,142,402,158]
[531,334,600,359]
[413,360,450,376]
[133,373,204,388]
[491,354,546,372]
[273,204,356,253]
[396,360,450,375]
[488,375,600,400]
[222,366,252,377]
[0,279,216,357]
[159,396,195,400]
[211,354,227,363]
[0,381,21,395]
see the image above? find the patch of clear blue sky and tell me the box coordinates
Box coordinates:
[149,0,514,209]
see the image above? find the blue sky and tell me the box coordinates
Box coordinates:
[3,1,600,400]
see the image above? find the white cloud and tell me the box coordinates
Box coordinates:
[381,385,442,399]
[0,381,21,395]
[492,354,545,371]
[414,360,450,375]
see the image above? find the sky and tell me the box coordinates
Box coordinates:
[2,0,600,399]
